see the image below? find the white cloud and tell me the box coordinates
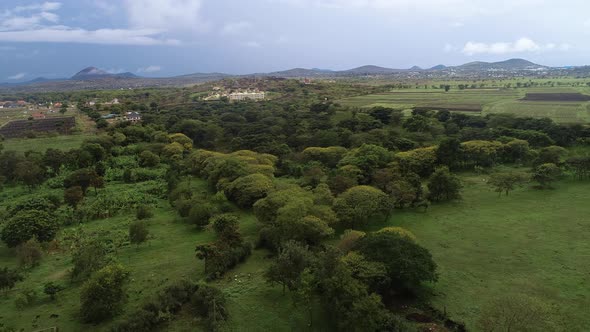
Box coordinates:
[461,38,570,55]
[13,2,62,13]
[0,2,181,46]
[105,68,126,74]
[8,73,26,80]
[137,65,162,73]
[221,21,252,35]
[124,0,206,32]
[450,22,464,28]
[0,28,181,45]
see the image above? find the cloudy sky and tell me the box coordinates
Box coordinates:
[0,0,589,81]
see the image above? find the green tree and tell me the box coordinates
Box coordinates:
[136,205,153,220]
[332,186,392,229]
[1,210,59,247]
[488,172,530,196]
[80,264,130,323]
[436,137,462,169]
[128,221,149,247]
[265,241,313,294]
[0,267,24,294]
[138,150,160,168]
[64,186,84,209]
[16,237,43,267]
[532,163,561,189]
[71,239,110,281]
[356,231,437,292]
[226,174,274,208]
[14,160,45,189]
[427,167,462,202]
[188,203,215,228]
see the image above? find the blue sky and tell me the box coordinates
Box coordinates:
[0,0,589,82]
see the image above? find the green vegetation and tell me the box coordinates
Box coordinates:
[1,77,590,331]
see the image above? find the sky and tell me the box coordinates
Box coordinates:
[0,0,589,82]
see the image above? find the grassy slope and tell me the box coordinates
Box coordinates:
[2,134,93,153]
[373,175,590,331]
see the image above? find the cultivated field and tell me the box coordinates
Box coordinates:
[339,87,590,123]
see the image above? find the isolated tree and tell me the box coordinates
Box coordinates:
[64,186,84,209]
[532,163,561,189]
[356,231,437,292]
[265,241,313,294]
[16,237,43,267]
[427,167,462,202]
[129,221,149,247]
[0,267,23,294]
[333,186,392,229]
[1,210,58,247]
[80,264,130,323]
[44,282,64,301]
[488,172,529,196]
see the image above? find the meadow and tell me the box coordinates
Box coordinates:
[339,86,590,124]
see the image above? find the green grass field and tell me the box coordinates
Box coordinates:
[2,134,94,153]
[339,87,590,123]
[376,174,590,331]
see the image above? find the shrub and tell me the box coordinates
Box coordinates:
[16,238,43,267]
[136,205,154,220]
[129,221,149,246]
[188,203,215,228]
[80,264,130,323]
[14,289,37,309]
[1,210,59,247]
[44,282,65,300]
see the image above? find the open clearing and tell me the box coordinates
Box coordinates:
[375,174,590,331]
[339,88,590,123]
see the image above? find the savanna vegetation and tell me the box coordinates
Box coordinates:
[1,77,590,331]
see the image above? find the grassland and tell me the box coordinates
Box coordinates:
[375,173,590,331]
[2,134,94,153]
[2,169,589,331]
[339,86,590,123]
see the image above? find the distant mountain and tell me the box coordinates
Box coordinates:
[430,64,447,70]
[71,67,139,80]
[457,58,545,71]
[2,59,588,93]
[344,65,403,75]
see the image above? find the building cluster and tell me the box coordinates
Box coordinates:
[86,98,121,106]
[101,111,142,123]
[204,89,266,102]
[0,100,28,109]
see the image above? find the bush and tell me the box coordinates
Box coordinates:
[14,289,37,309]
[191,284,229,330]
[16,238,43,267]
[1,210,59,247]
[44,282,65,300]
[129,220,149,246]
[188,203,215,227]
[80,264,130,323]
[136,205,153,220]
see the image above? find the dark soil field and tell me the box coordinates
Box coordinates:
[523,93,590,102]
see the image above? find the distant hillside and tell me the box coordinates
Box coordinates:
[457,58,546,71]
[2,59,590,92]
[71,67,139,80]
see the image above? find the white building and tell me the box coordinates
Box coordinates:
[228,91,266,101]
